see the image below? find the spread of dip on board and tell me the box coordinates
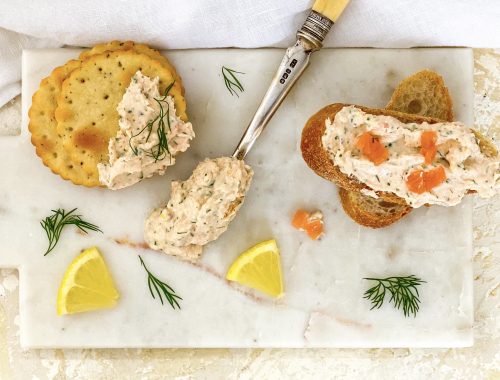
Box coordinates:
[98,71,194,190]
[322,106,500,207]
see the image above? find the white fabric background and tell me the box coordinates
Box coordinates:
[0,0,499,107]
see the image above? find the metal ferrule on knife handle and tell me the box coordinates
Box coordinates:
[297,10,334,51]
[232,10,334,159]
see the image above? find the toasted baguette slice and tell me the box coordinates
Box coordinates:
[472,129,499,158]
[301,104,443,206]
[340,70,454,228]
[386,69,454,122]
[301,103,498,207]
[339,187,413,228]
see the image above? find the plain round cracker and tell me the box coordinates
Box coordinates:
[54,50,187,186]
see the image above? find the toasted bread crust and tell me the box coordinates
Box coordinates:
[339,187,412,228]
[386,69,454,122]
[301,103,443,206]
[472,129,498,158]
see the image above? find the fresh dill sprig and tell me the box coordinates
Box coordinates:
[139,255,182,310]
[363,275,426,317]
[41,208,102,256]
[221,66,245,96]
[128,81,175,162]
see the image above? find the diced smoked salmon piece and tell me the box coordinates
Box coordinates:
[423,166,446,191]
[406,166,446,194]
[406,170,426,194]
[421,130,438,165]
[305,220,324,240]
[291,209,324,240]
[292,209,310,229]
[356,132,389,165]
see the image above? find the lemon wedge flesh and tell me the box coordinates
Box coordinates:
[57,247,119,315]
[226,239,284,298]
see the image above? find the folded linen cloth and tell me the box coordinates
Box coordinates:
[0,0,499,107]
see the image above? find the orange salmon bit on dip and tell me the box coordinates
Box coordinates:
[291,209,324,240]
[356,131,388,165]
[420,130,438,164]
[406,166,446,194]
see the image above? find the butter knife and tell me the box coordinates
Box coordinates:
[232,0,351,159]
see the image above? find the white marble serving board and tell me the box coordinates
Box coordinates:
[0,48,473,348]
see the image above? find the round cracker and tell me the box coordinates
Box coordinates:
[79,40,184,94]
[28,60,96,185]
[29,42,187,187]
[54,50,187,186]
[79,41,135,60]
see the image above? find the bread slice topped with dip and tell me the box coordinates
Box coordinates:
[301,79,499,216]
[339,70,456,227]
[29,41,194,189]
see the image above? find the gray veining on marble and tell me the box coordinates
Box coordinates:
[0,48,474,348]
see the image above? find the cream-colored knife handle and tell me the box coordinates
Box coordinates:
[232,10,334,160]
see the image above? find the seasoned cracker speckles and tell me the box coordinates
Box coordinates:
[28,43,187,188]
[54,50,186,186]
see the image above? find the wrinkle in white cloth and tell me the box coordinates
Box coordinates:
[0,0,499,107]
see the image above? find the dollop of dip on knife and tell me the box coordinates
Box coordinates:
[144,0,350,260]
[144,157,253,261]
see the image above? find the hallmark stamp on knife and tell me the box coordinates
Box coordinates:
[279,59,298,84]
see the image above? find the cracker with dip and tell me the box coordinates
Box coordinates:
[29,42,192,188]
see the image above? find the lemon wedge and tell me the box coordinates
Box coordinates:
[57,247,119,315]
[226,239,284,298]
